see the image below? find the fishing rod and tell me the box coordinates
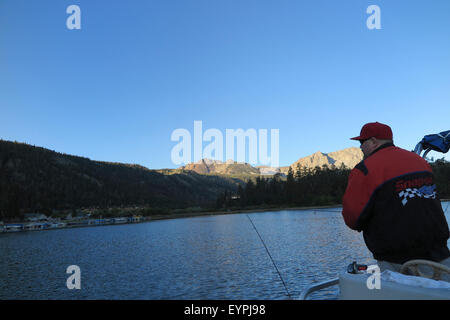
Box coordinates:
[246,214,292,300]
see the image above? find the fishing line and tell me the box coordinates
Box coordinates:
[246,214,292,300]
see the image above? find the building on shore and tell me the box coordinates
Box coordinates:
[3,224,24,232]
[24,213,48,222]
[1,215,147,233]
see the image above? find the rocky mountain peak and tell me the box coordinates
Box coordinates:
[289,147,362,172]
[180,147,363,176]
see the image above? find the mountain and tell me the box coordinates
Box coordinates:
[181,147,363,176]
[0,140,243,220]
[181,159,260,176]
[256,166,282,176]
[283,147,363,174]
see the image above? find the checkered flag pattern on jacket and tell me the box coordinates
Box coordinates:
[398,187,437,206]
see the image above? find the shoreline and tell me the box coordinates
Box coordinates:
[146,204,344,222]
[129,198,450,222]
[0,204,343,233]
[3,199,449,232]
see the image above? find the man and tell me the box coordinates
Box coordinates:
[342,122,450,278]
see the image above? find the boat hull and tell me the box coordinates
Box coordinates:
[339,272,450,300]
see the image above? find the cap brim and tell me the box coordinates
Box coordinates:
[350,136,362,141]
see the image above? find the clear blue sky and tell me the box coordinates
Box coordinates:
[1,0,449,169]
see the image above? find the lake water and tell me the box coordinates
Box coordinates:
[1,201,449,300]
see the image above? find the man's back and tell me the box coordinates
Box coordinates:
[342,143,450,264]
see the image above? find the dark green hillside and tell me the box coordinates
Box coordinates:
[0,140,242,220]
[216,159,450,210]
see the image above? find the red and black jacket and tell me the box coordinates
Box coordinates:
[342,143,450,264]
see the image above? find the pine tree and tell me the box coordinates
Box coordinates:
[286,167,295,204]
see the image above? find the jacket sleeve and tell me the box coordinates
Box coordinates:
[342,167,372,231]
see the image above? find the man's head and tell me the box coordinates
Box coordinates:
[351,122,393,158]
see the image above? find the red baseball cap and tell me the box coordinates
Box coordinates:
[351,122,393,141]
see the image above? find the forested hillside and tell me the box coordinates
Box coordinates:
[0,140,242,220]
[217,159,450,209]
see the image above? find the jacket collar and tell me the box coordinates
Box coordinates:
[368,142,395,158]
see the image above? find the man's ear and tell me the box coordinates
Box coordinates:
[369,137,378,145]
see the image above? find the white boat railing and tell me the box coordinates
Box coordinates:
[299,278,339,300]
